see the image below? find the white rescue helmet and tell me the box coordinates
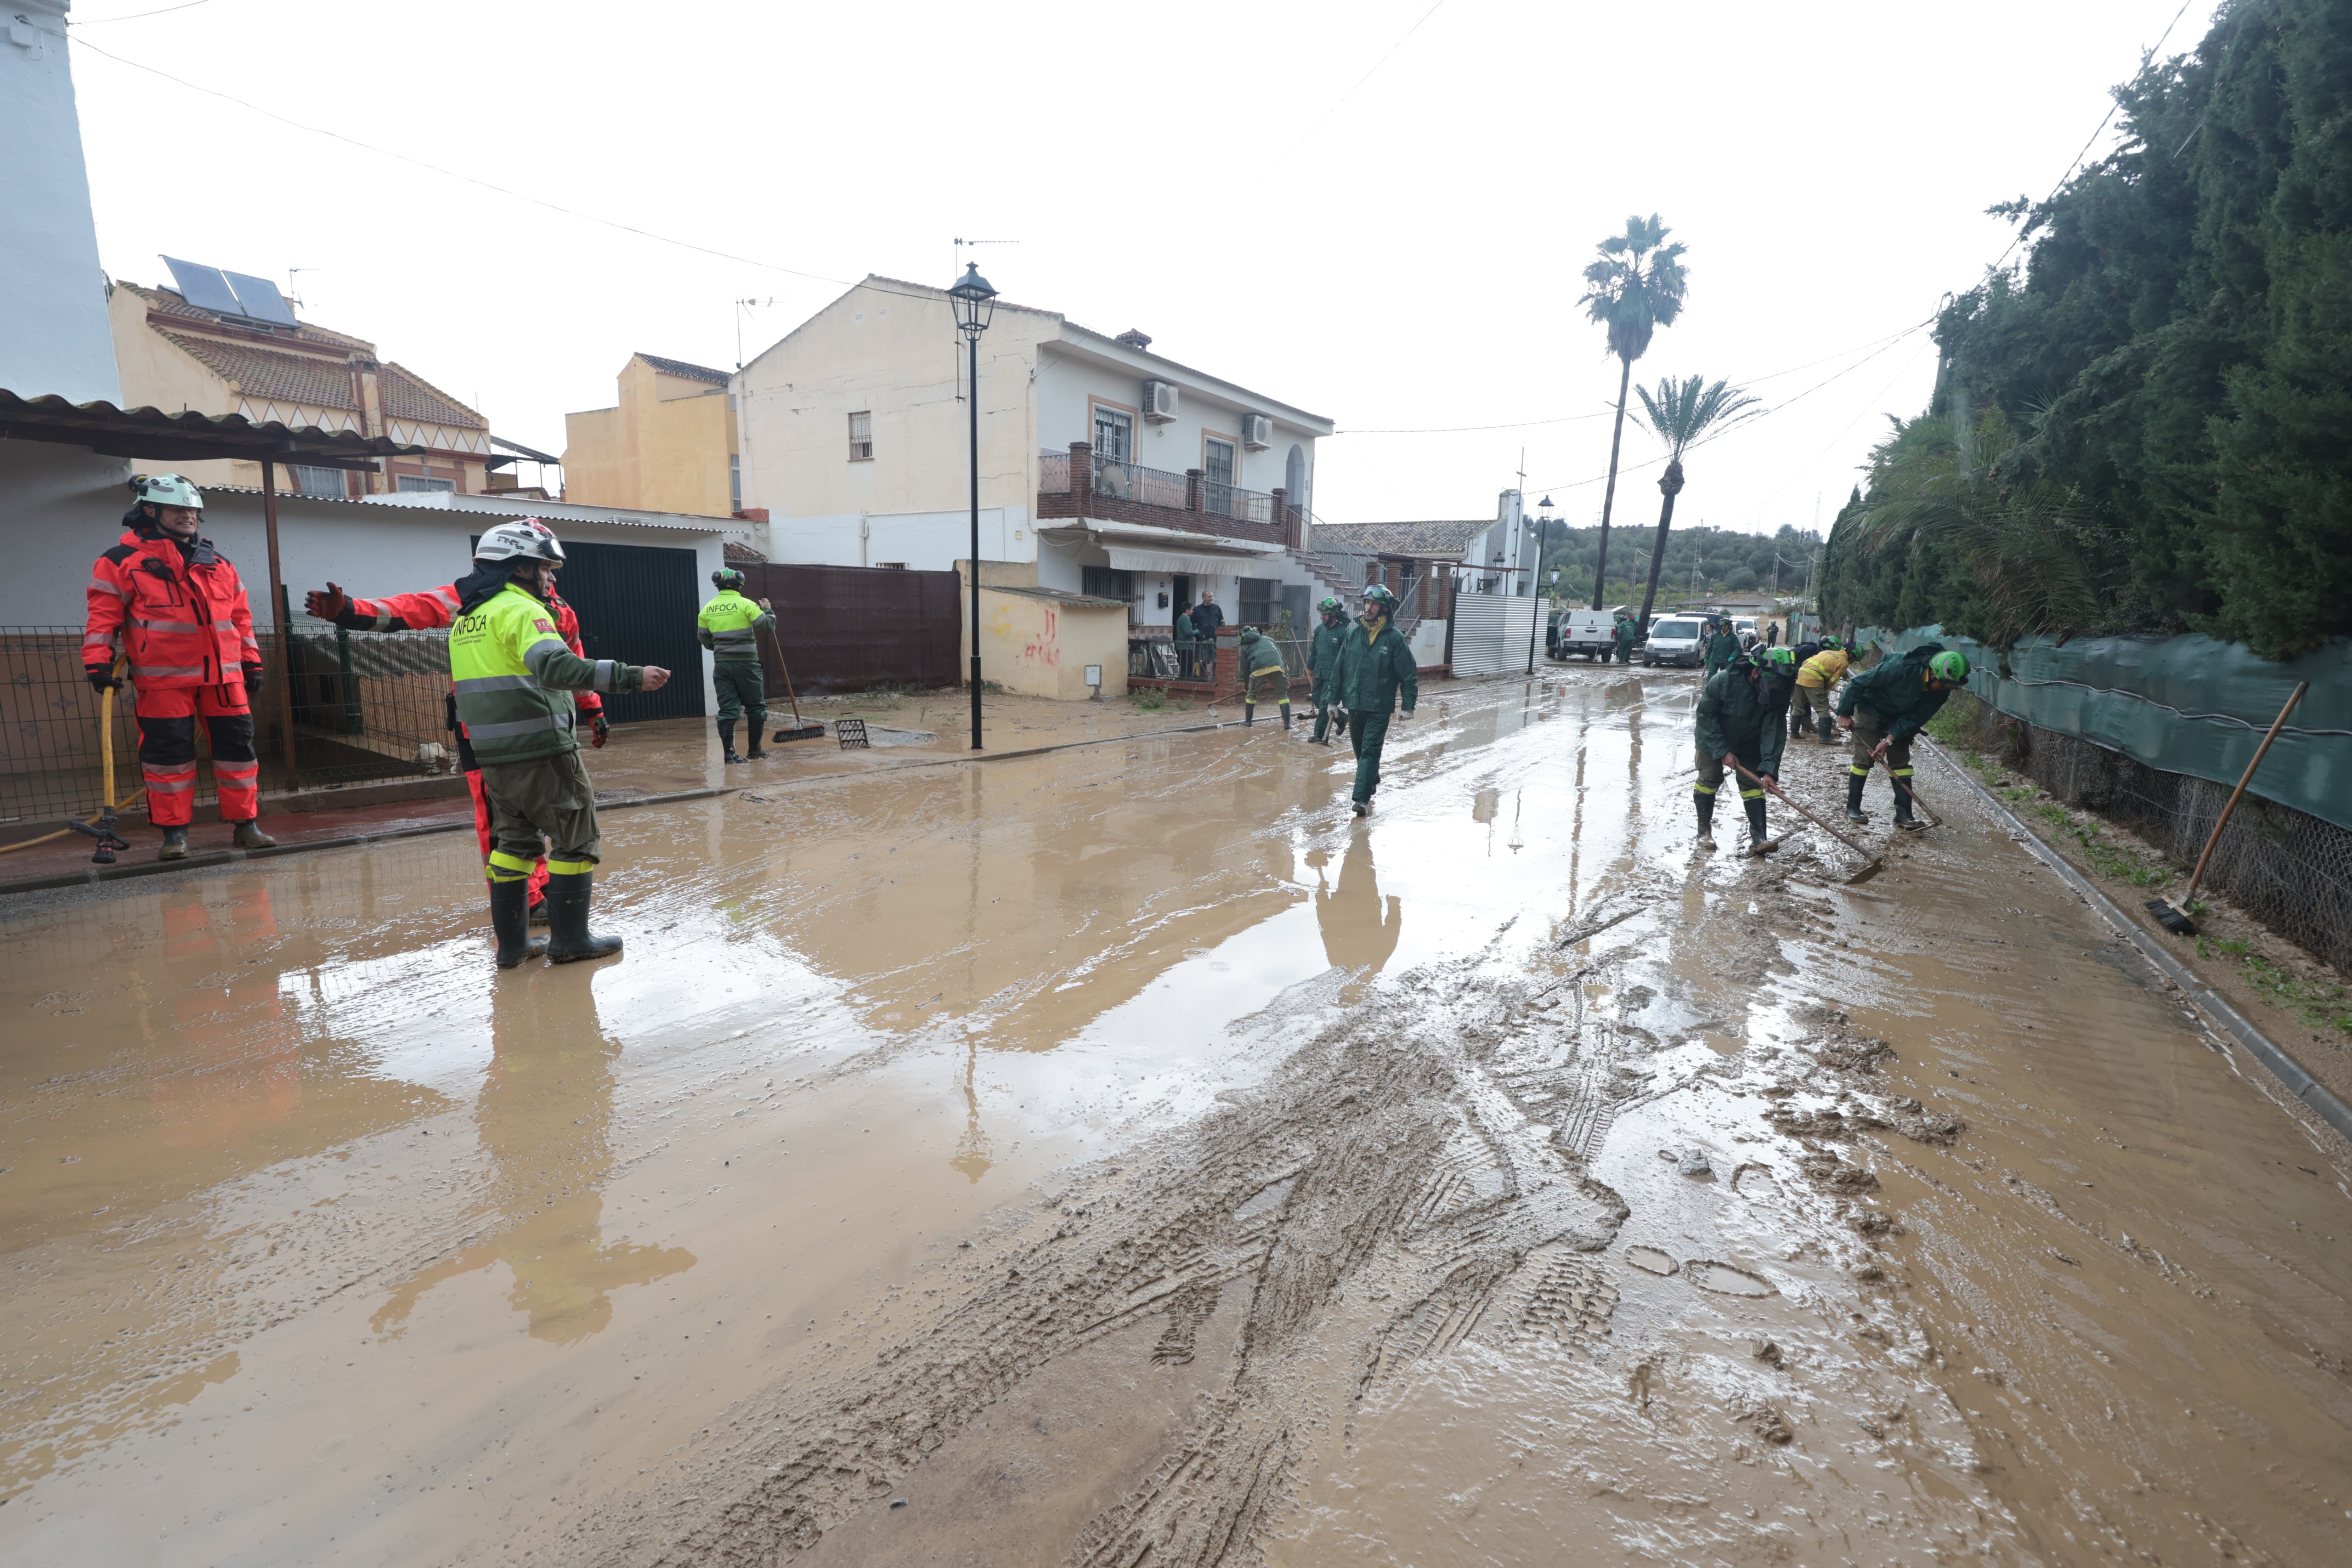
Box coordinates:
[129,473,204,510]
[474,519,565,564]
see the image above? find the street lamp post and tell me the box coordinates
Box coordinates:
[948,263,998,751]
[1523,494,1556,674]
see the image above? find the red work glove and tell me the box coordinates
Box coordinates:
[304,583,352,621]
[590,713,610,748]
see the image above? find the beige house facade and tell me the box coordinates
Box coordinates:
[734,276,1339,641]
[561,352,740,517]
[107,279,492,498]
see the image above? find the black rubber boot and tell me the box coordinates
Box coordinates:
[1244,703,1255,727]
[745,719,768,761]
[1694,790,1717,850]
[719,722,743,764]
[158,826,188,861]
[528,893,551,926]
[1846,770,1871,823]
[490,876,548,969]
[1789,712,1805,742]
[232,819,276,849]
[1280,702,1292,730]
[1817,715,1837,743]
[1892,776,1922,831]
[1745,795,1772,854]
[545,870,623,964]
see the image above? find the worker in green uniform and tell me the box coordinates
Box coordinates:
[1837,644,1968,829]
[1334,583,1418,817]
[1703,618,1741,678]
[1306,595,1351,745]
[697,568,775,764]
[1613,612,1641,666]
[1693,647,1795,854]
[1788,635,1848,742]
[449,521,670,969]
[1236,623,1292,729]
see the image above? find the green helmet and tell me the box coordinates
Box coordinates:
[712,567,745,591]
[1318,595,1346,616]
[1929,650,1970,683]
[1761,645,1796,668]
[1818,634,1843,651]
[129,472,203,510]
[1362,584,1400,611]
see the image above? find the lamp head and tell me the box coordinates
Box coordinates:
[947,263,998,337]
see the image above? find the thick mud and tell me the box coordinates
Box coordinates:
[1,669,2346,1566]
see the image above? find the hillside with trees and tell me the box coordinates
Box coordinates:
[1538,521,1820,607]
[1820,0,2350,659]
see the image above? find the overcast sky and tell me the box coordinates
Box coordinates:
[68,0,2221,532]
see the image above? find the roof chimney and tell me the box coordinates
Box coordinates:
[1114,328,1153,351]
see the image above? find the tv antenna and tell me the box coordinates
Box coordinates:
[953,236,1018,275]
[735,296,776,370]
[286,266,319,311]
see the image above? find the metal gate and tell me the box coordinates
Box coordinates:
[553,539,707,722]
[1449,590,1541,676]
[737,562,960,696]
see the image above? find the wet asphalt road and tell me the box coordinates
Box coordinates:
[1,666,2346,1567]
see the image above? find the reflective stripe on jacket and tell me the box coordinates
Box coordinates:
[348,581,603,715]
[697,589,774,660]
[1796,649,1849,689]
[449,583,640,765]
[84,530,258,689]
[1236,628,1284,678]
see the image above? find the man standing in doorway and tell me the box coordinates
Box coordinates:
[698,568,775,764]
[1335,583,1418,817]
[84,474,276,860]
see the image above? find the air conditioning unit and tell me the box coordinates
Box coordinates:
[1142,380,1179,422]
[1241,413,1272,450]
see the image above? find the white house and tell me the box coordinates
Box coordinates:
[735,275,1343,638]
[1309,491,1542,669]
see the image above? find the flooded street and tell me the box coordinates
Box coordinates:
[2,668,2346,1567]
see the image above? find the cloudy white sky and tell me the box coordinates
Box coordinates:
[68,0,2221,530]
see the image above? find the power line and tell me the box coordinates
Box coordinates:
[68,0,214,23]
[1286,0,1453,154]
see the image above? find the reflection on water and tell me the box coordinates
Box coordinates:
[150,883,303,1150]
[1312,836,1401,979]
[950,1036,992,1183]
[372,975,693,1345]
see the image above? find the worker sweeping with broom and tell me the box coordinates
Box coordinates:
[84,474,276,860]
[697,568,774,764]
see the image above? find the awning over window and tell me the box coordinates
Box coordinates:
[1042,520,1283,579]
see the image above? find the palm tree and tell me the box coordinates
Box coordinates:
[1630,374,1762,627]
[1579,215,1688,608]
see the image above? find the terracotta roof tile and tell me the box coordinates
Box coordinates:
[637,352,730,385]
[155,329,359,411]
[1313,520,1492,556]
[380,364,483,428]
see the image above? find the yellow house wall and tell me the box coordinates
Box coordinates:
[736,283,1050,523]
[965,586,1129,701]
[107,286,244,491]
[562,357,735,516]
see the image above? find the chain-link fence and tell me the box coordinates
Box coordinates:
[1938,691,2352,970]
[1,622,456,827]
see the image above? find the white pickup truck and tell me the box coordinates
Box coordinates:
[1557,606,1629,661]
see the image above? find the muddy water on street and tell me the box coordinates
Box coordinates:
[0,669,2345,1566]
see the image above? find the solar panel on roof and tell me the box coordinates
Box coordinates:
[222,271,299,328]
[163,256,243,317]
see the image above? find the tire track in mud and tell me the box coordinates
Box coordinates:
[561,950,1636,1568]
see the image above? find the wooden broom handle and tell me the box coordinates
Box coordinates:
[2186,680,2307,900]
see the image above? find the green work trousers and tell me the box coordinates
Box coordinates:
[713,661,767,728]
[480,750,601,867]
[1849,714,1912,775]
[1348,709,1393,803]
[1311,693,1343,742]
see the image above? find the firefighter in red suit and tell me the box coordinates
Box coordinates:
[84,474,278,860]
[304,540,606,920]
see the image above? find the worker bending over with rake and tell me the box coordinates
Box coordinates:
[305,541,606,926]
[84,474,276,860]
[1837,644,1969,831]
[1237,623,1291,729]
[698,568,775,763]
[1693,646,1796,855]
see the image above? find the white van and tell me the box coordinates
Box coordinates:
[1643,616,1705,667]
[1558,606,1628,660]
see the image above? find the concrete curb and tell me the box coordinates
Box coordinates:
[1921,736,2352,1145]
[0,786,741,900]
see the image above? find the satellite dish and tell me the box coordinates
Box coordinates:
[1101,463,1131,500]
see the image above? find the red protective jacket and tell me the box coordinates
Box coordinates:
[345,583,602,716]
[85,530,260,689]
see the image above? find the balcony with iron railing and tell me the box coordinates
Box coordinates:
[1037,442,1301,547]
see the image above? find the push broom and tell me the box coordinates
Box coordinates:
[759,616,825,743]
[2147,680,2307,936]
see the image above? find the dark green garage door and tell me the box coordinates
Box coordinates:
[554,539,707,722]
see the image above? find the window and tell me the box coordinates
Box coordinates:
[1092,405,1132,463]
[291,464,345,499]
[875,562,908,570]
[1238,576,1278,628]
[1082,566,1135,601]
[396,474,456,493]
[848,411,873,461]
[730,453,742,508]
[1203,437,1235,486]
